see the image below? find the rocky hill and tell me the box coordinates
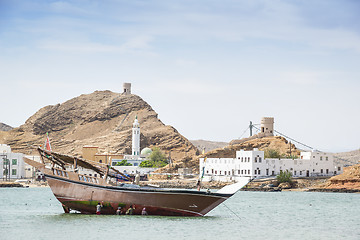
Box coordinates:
[2,90,313,175]
[334,149,360,166]
[322,164,360,190]
[190,139,228,153]
[3,91,198,162]
[0,123,13,131]
[200,136,299,159]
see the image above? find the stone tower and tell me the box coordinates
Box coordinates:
[260,117,274,136]
[132,116,140,156]
[123,83,131,95]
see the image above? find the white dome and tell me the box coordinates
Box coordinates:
[141,147,152,155]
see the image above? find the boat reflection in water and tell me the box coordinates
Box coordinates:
[24,147,250,216]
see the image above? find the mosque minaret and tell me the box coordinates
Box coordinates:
[132,116,140,156]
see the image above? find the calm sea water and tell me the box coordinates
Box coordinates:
[0,187,359,240]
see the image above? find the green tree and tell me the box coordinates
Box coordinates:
[264,148,281,158]
[150,147,166,162]
[281,154,297,159]
[139,160,154,168]
[139,147,168,168]
[276,170,292,183]
[115,160,132,166]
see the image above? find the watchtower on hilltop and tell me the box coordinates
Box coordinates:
[260,117,274,136]
[123,83,131,95]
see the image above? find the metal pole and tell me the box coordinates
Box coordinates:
[5,157,8,181]
[5,158,7,181]
[1,155,4,181]
[1,155,3,181]
[8,159,11,181]
[168,151,172,166]
[289,141,292,158]
[249,121,253,137]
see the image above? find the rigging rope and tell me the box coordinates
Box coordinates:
[250,124,356,165]
[238,126,249,139]
[273,130,314,150]
[251,125,314,150]
[222,202,242,220]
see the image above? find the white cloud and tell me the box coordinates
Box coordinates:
[1,0,360,151]
[121,35,154,50]
[38,35,155,54]
[50,1,92,15]
[9,0,360,54]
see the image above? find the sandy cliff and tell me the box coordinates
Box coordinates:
[322,164,360,190]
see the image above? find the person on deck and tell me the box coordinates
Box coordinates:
[116,207,122,215]
[96,202,103,215]
[196,180,201,191]
[126,205,134,215]
[134,172,140,185]
[141,207,148,215]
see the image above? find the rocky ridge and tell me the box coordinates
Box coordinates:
[334,149,360,166]
[3,91,198,163]
[201,136,299,159]
[190,139,228,153]
[0,123,13,132]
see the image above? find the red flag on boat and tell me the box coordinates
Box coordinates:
[44,132,52,151]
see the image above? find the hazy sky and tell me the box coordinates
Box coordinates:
[1,0,359,152]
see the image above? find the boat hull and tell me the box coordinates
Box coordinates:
[46,174,231,216]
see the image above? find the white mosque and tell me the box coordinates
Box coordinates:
[81,115,156,176]
[113,116,153,166]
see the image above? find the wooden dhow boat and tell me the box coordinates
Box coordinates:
[24,147,250,217]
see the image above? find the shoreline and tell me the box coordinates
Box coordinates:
[0,181,49,188]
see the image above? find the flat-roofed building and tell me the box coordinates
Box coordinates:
[200,149,342,182]
[0,144,25,179]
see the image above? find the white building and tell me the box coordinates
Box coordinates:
[0,144,25,179]
[200,149,342,182]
